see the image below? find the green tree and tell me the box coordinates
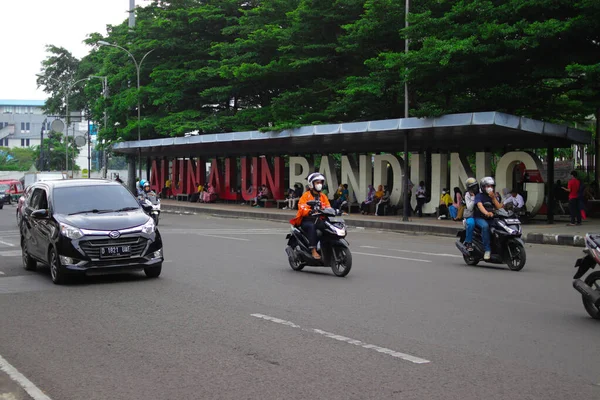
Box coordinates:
[402,0,600,123]
[33,132,81,171]
[0,147,36,171]
[36,45,89,120]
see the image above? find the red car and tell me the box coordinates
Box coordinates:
[0,180,23,205]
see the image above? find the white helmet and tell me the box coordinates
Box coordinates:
[307,172,326,191]
[480,176,495,188]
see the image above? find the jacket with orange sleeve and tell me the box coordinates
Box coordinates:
[289,190,331,227]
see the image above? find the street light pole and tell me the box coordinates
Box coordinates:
[98,41,154,182]
[404,0,409,119]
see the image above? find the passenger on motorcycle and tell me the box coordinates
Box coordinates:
[474,176,504,260]
[463,178,479,252]
[289,173,331,260]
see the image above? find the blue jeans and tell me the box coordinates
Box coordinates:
[465,217,491,252]
[449,205,458,219]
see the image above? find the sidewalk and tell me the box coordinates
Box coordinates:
[160,200,598,247]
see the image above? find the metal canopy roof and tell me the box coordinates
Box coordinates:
[112,112,592,157]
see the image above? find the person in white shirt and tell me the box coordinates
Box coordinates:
[503,189,525,210]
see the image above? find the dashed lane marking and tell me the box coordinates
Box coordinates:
[251,313,430,365]
[0,240,15,247]
[0,354,52,400]
[360,246,461,258]
[353,251,431,263]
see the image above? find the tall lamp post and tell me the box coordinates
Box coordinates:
[402,0,410,221]
[98,41,155,183]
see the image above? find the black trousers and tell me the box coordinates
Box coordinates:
[415,198,426,217]
[569,198,581,224]
[301,217,321,248]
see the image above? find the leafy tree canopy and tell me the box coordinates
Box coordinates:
[36,0,599,144]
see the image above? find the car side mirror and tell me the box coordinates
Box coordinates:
[31,209,49,219]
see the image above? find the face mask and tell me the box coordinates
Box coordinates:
[442,191,447,195]
[314,183,323,192]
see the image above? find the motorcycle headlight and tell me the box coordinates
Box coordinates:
[141,218,155,234]
[497,220,515,235]
[60,223,83,240]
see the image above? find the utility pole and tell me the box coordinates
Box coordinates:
[402,0,410,221]
[129,0,136,28]
[39,118,47,171]
[594,107,600,182]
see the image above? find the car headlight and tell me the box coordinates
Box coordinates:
[60,223,83,240]
[141,218,155,234]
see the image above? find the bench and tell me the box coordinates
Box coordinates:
[259,198,277,208]
[276,199,287,209]
[176,194,189,202]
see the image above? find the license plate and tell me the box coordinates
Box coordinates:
[329,217,345,223]
[505,218,521,224]
[100,245,131,258]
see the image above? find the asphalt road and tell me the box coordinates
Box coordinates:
[0,204,599,400]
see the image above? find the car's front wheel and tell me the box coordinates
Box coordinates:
[48,248,66,285]
[144,264,162,278]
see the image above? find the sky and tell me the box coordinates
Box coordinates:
[1,0,144,101]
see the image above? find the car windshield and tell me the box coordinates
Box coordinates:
[52,185,140,215]
[0,184,8,192]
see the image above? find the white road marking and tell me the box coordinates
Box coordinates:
[353,251,431,263]
[360,246,461,258]
[0,272,5,275]
[0,240,15,247]
[313,329,430,364]
[0,251,21,257]
[0,354,52,400]
[193,233,250,242]
[251,313,301,328]
[250,313,430,365]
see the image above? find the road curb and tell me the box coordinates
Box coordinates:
[161,204,587,247]
[524,233,585,247]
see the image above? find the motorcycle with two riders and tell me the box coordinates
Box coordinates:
[455,177,527,271]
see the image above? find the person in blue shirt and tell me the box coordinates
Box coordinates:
[473,176,504,260]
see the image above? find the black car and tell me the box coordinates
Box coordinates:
[0,183,10,209]
[20,179,164,284]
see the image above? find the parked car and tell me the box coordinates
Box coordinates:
[20,179,164,284]
[0,179,24,204]
[0,183,13,208]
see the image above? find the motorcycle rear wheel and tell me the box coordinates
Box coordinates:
[287,247,304,271]
[331,247,352,277]
[582,271,600,319]
[506,240,526,271]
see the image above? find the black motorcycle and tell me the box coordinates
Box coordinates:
[285,200,352,277]
[455,208,526,271]
[572,233,600,319]
[139,192,161,225]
